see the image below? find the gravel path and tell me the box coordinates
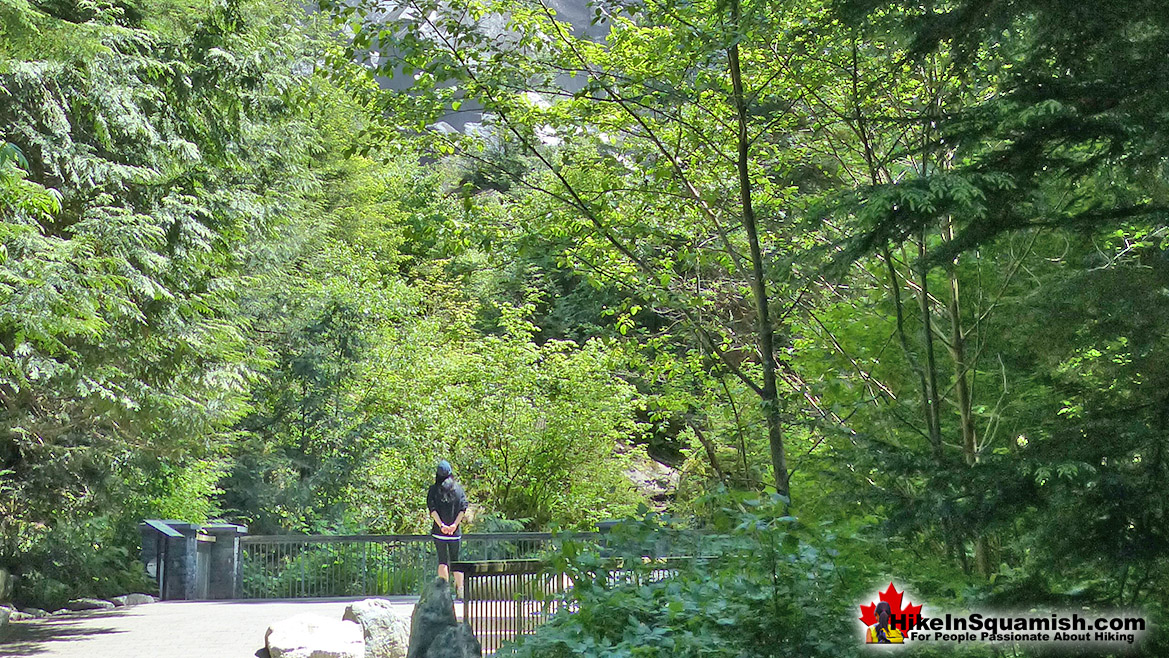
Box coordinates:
[1,597,427,658]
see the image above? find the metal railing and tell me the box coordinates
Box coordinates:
[236,529,709,656]
[238,532,596,599]
[451,559,568,656]
[452,555,696,656]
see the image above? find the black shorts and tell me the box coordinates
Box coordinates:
[434,538,460,566]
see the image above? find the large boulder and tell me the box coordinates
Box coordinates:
[265,614,364,658]
[111,594,157,607]
[424,625,480,658]
[66,598,115,611]
[342,599,411,658]
[405,579,457,658]
[0,607,9,636]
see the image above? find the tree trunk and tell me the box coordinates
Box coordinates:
[728,0,788,497]
[944,251,977,465]
[883,245,943,460]
[915,234,971,571]
[691,422,731,488]
[916,236,944,461]
[944,220,991,578]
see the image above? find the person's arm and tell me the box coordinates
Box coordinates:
[428,487,449,533]
[449,510,465,533]
[449,485,468,534]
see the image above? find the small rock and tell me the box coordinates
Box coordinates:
[9,611,32,621]
[343,599,411,658]
[111,593,157,607]
[66,598,116,611]
[265,613,364,658]
[20,608,49,619]
[51,609,71,616]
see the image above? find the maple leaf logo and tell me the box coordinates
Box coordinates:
[859,583,923,627]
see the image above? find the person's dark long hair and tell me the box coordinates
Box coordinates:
[875,601,893,643]
[436,472,458,502]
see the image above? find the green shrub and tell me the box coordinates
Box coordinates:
[506,497,871,658]
[13,518,153,610]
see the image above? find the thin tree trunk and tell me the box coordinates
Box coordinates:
[884,245,943,460]
[916,233,970,571]
[945,280,976,463]
[719,375,752,487]
[728,0,788,497]
[690,422,731,489]
[944,228,977,466]
[916,235,944,461]
[943,220,991,577]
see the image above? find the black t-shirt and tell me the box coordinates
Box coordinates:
[427,477,468,538]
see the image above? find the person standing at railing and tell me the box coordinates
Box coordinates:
[427,459,469,598]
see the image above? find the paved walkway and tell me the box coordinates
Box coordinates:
[2,597,433,658]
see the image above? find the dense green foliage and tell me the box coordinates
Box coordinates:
[2,0,1168,653]
[511,499,872,658]
[0,0,643,608]
[329,0,1169,653]
[2,0,301,604]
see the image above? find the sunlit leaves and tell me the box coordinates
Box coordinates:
[0,0,343,605]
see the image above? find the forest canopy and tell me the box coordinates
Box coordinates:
[1,0,1167,653]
